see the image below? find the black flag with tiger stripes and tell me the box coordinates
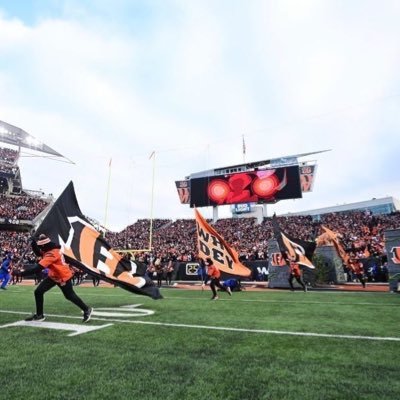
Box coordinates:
[33,181,162,299]
[272,214,316,269]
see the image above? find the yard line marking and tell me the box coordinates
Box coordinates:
[1,309,399,342]
[110,320,400,342]
[0,320,113,336]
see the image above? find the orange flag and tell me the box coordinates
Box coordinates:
[194,208,251,277]
[321,225,351,267]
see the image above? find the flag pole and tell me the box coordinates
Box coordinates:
[242,134,246,163]
[103,158,112,237]
[149,151,156,250]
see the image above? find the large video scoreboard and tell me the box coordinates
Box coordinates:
[189,165,302,208]
[175,151,327,208]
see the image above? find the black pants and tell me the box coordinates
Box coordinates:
[288,273,306,291]
[210,278,226,297]
[34,277,89,316]
[356,273,366,288]
[157,273,163,287]
[166,272,173,285]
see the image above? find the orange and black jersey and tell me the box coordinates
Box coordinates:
[289,261,301,278]
[350,261,364,275]
[207,264,221,279]
[39,248,73,284]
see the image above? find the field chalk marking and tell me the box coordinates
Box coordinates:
[1,309,399,342]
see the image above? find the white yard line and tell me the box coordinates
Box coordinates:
[1,309,399,342]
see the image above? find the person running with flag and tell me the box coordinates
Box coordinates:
[349,258,366,288]
[204,257,232,300]
[20,234,93,322]
[287,254,307,292]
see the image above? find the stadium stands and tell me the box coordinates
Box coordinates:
[0,147,18,164]
[1,182,400,284]
[0,193,49,220]
[0,138,398,285]
[0,146,22,194]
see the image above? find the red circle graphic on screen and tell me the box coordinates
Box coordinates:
[208,180,230,203]
[252,175,279,197]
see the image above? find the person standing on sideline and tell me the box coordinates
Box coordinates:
[287,254,307,292]
[0,252,12,290]
[154,258,163,288]
[11,262,23,285]
[196,256,207,290]
[20,234,93,322]
[204,257,232,300]
[165,258,174,286]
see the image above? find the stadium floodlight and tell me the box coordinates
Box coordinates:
[0,126,9,135]
[24,136,42,148]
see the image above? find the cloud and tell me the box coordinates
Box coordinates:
[0,1,400,230]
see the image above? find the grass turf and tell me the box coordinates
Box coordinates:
[0,285,399,400]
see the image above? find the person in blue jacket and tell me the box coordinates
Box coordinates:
[0,252,12,290]
[222,278,243,292]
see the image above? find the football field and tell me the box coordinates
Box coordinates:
[0,285,399,400]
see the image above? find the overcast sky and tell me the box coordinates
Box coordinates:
[1,0,399,231]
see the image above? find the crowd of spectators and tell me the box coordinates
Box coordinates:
[1,193,400,283]
[0,193,49,221]
[103,210,400,269]
[0,147,18,165]
[0,147,20,194]
[0,165,16,175]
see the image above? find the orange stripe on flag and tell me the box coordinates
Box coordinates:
[321,225,350,267]
[194,208,251,277]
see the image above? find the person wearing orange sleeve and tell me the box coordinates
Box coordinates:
[349,258,366,288]
[287,254,307,292]
[20,234,92,322]
[204,257,232,300]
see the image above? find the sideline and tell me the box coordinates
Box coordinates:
[3,288,399,306]
[1,309,399,342]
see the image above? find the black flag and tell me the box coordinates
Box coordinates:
[34,181,162,299]
[272,214,316,269]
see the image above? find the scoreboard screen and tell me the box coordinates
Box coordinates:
[190,165,302,207]
[299,164,317,193]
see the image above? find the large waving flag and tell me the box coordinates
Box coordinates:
[33,181,162,299]
[195,209,251,277]
[319,225,351,267]
[272,215,316,269]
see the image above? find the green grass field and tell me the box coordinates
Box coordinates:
[0,285,399,400]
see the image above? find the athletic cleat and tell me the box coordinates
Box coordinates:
[226,286,232,296]
[25,314,46,322]
[211,296,219,300]
[83,307,93,323]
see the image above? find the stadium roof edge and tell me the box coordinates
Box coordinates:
[280,196,400,217]
[0,119,65,158]
[185,149,330,179]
